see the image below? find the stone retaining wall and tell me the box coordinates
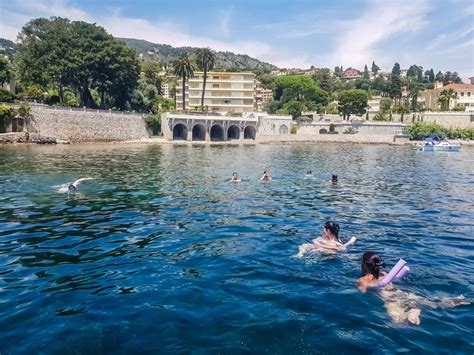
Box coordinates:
[297,122,406,135]
[421,112,473,128]
[27,106,149,142]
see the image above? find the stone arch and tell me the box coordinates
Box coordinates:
[244,125,256,140]
[173,123,188,140]
[192,124,206,141]
[227,125,240,140]
[279,125,289,135]
[319,128,328,134]
[210,124,224,141]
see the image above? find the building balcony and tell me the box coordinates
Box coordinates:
[188,87,255,92]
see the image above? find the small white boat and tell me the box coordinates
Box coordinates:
[415,134,461,152]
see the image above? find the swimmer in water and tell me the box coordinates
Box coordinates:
[230,172,241,183]
[305,170,314,177]
[296,221,356,256]
[358,252,470,325]
[331,174,338,184]
[260,170,272,181]
[67,177,95,192]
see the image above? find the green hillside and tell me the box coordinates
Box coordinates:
[118,38,276,71]
[0,38,16,58]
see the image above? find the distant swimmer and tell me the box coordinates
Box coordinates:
[296,221,356,257]
[67,177,95,192]
[230,172,241,183]
[305,170,314,178]
[332,174,338,184]
[260,170,272,181]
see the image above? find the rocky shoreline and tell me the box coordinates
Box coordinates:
[0,132,60,144]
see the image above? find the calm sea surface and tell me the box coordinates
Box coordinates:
[0,143,473,354]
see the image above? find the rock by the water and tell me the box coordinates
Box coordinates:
[0,133,57,144]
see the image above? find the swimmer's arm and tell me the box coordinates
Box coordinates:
[358,278,368,293]
[72,177,94,188]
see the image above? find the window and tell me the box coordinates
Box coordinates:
[213,76,219,79]
[461,92,464,96]
[213,84,219,88]
[468,92,471,97]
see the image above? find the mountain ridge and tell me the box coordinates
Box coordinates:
[118,37,276,72]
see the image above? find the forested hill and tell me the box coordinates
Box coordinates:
[118,38,277,71]
[0,38,16,58]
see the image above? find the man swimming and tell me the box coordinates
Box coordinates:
[230,172,241,183]
[260,170,272,181]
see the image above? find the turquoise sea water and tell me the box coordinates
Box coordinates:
[0,143,473,354]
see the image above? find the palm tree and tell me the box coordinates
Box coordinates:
[195,48,216,110]
[407,79,424,112]
[173,53,197,111]
[438,88,458,111]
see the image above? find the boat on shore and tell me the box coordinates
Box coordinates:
[415,134,461,152]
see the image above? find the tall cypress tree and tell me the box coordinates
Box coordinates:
[371,61,380,75]
[363,65,370,79]
[389,63,402,103]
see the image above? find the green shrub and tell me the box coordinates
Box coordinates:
[144,114,161,135]
[329,123,336,132]
[343,127,358,134]
[17,85,44,101]
[0,88,15,102]
[373,112,389,121]
[407,121,474,140]
[290,126,297,134]
[17,104,31,117]
[452,104,466,112]
[0,105,13,133]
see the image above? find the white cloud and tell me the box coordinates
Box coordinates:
[216,7,232,37]
[1,0,311,69]
[330,0,431,68]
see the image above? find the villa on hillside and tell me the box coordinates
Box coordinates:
[255,86,273,112]
[424,81,474,111]
[176,71,256,113]
[342,68,361,80]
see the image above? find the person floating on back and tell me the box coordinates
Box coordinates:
[260,170,272,181]
[68,177,95,192]
[230,172,241,183]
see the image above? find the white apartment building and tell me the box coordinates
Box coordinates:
[161,83,170,99]
[176,71,256,112]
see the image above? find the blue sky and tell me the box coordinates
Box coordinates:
[1,0,473,80]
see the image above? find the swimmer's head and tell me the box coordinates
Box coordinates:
[361,252,386,279]
[68,183,76,191]
[324,221,340,239]
[307,170,313,175]
[233,172,238,177]
[263,170,267,174]
[332,174,338,183]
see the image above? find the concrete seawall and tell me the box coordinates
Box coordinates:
[27,106,149,142]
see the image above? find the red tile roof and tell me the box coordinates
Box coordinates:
[443,83,474,90]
